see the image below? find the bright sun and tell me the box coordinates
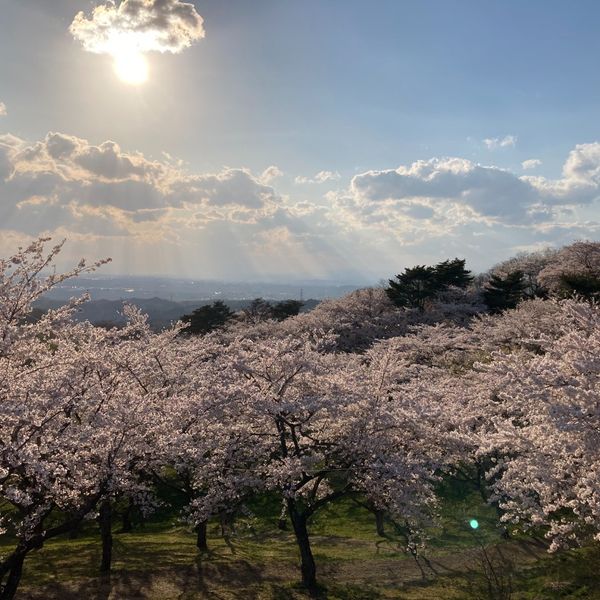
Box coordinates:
[112,49,149,85]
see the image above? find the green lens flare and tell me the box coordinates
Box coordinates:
[469,519,479,529]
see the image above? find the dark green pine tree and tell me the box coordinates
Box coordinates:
[434,258,473,289]
[386,258,472,311]
[181,300,235,335]
[271,299,304,321]
[483,271,527,313]
[558,273,600,300]
[386,265,439,311]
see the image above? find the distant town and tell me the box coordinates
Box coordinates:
[34,275,362,329]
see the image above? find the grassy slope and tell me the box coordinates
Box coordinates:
[1,488,599,599]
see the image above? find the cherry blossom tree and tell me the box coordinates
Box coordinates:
[243,286,410,352]
[489,248,558,298]
[538,241,600,297]
[4,236,599,600]
[179,330,459,595]
[151,333,262,552]
[0,241,169,598]
[472,298,564,354]
[0,240,109,596]
[226,285,484,354]
[477,300,600,550]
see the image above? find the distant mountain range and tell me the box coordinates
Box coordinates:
[33,296,320,330]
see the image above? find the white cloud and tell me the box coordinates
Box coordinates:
[0,131,364,279]
[334,145,600,242]
[0,132,282,231]
[5,135,600,234]
[483,135,517,150]
[0,102,6,116]
[295,170,341,184]
[562,142,600,182]
[314,170,341,183]
[70,0,204,55]
[348,157,537,223]
[2,130,600,279]
[522,158,542,170]
[260,165,283,184]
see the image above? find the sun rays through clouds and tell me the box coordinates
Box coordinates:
[70,0,204,84]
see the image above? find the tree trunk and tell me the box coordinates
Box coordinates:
[375,510,385,537]
[288,501,318,597]
[120,498,134,533]
[195,520,208,552]
[476,462,488,503]
[69,521,81,539]
[0,551,26,600]
[99,500,113,573]
[476,462,510,538]
[278,500,288,530]
[0,489,105,599]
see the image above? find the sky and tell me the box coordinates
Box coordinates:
[1,0,600,282]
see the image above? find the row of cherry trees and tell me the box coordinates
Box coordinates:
[1,240,599,598]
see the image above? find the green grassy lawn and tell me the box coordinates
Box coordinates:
[1,488,599,599]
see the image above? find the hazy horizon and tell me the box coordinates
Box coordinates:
[40,273,364,303]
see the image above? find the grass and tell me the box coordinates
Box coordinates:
[1,487,599,599]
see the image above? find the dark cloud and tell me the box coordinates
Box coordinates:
[45,133,79,160]
[178,169,278,209]
[75,141,145,179]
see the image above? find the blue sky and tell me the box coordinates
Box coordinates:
[1,0,600,281]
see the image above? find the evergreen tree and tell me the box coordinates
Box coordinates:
[483,271,527,313]
[558,273,600,300]
[271,299,304,321]
[181,300,234,335]
[434,258,473,289]
[386,265,438,311]
[386,258,472,311]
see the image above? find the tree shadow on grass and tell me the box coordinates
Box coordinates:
[19,556,277,600]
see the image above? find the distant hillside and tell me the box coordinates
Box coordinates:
[33,297,320,330]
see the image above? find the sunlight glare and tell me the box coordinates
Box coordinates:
[113,49,149,85]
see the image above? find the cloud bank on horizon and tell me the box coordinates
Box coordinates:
[1,128,599,280]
